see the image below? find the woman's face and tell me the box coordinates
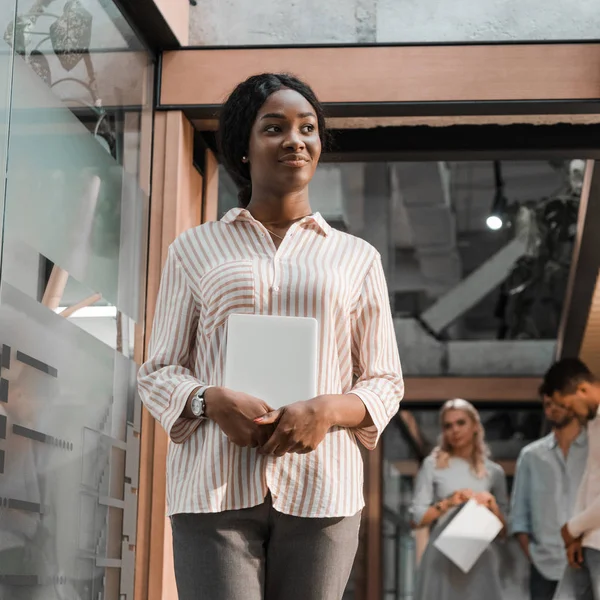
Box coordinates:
[442,409,477,452]
[247,88,321,197]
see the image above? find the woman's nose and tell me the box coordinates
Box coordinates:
[283,131,305,150]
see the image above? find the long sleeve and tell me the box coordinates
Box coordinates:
[510,451,532,535]
[410,456,435,526]
[137,245,206,444]
[567,464,600,538]
[491,462,509,518]
[348,254,404,450]
[568,416,599,538]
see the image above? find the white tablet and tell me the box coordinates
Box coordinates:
[223,314,318,409]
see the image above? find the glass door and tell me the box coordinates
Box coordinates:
[0,2,154,598]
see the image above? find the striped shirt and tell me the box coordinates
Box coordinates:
[138,207,404,518]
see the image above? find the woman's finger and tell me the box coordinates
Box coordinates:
[259,427,290,455]
[254,409,283,425]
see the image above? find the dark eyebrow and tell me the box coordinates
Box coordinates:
[260,111,316,120]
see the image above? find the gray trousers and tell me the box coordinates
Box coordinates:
[554,548,600,600]
[171,495,361,600]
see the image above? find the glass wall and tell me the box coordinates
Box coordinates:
[0,0,15,256]
[218,156,583,599]
[220,159,582,378]
[382,405,542,600]
[0,2,153,598]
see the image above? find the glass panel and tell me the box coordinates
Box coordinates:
[0,1,153,598]
[218,158,574,596]
[5,47,147,323]
[383,405,541,600]
[0,0,17,259]
[311,160,579,376]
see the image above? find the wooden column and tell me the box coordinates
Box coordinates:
[203,148,220,223]
[364,444,383,599]
[354,444,383,600]
[135,111,203,600]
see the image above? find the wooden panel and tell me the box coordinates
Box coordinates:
[114,0,182,50]
[403,377,541,402]
[135,111,202,600]
[364,443,382,600]
[580,271,600,375]
[203,149,219,223]
[162,44,600,108]
[192,113,600,132]
[558,161,600,361]
[134,110,167,600]
[152,0,189,45]
[392,459,420,477]
[496,460,517,477]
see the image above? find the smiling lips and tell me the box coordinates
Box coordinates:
[280,154,310,167]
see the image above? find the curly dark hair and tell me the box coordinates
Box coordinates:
[541,357,595,396]
[217,73,328,208]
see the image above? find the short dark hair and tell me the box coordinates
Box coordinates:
[541,358,595,396]
[217,73,328,208]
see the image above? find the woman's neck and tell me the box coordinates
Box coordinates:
[246,189,312,226]
[451,444,474,461]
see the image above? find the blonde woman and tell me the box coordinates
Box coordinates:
[410,399,508,600]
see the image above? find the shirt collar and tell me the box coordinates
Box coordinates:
[548,428,588,449]
[221,207,331,237]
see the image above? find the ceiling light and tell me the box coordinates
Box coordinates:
[486,215,503,230]
[487,161,508,231]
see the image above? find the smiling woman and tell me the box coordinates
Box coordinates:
[137,72,404,600]
[218,73,328,211]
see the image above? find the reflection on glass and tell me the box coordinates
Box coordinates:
[382,404,542,600]
[0,1,152,598]
[219,160,583,377]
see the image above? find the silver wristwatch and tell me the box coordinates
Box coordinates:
[190,388,207,419]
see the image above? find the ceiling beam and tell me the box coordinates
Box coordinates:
[197,124,600,165]
[160,43,600,116]
[112,0,182,52]
[403,377,541,403]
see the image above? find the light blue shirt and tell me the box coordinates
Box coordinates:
[510,430,588,581]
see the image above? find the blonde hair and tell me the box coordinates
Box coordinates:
[432,399,491,479]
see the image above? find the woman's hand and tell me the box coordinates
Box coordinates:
[449,489,474,506]
[255,396,333,457]
[204,387,275,448]
[474,491,499,513]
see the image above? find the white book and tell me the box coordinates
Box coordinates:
[433,499,503,573]
[223,314,318,410]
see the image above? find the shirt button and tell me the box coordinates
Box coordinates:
[260,233,266,238]
[272,285,280,292]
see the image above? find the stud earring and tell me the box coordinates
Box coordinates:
[242,156,248,163]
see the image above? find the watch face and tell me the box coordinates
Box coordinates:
[191,396,203,417]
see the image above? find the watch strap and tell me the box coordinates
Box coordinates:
[190,387,206,418]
